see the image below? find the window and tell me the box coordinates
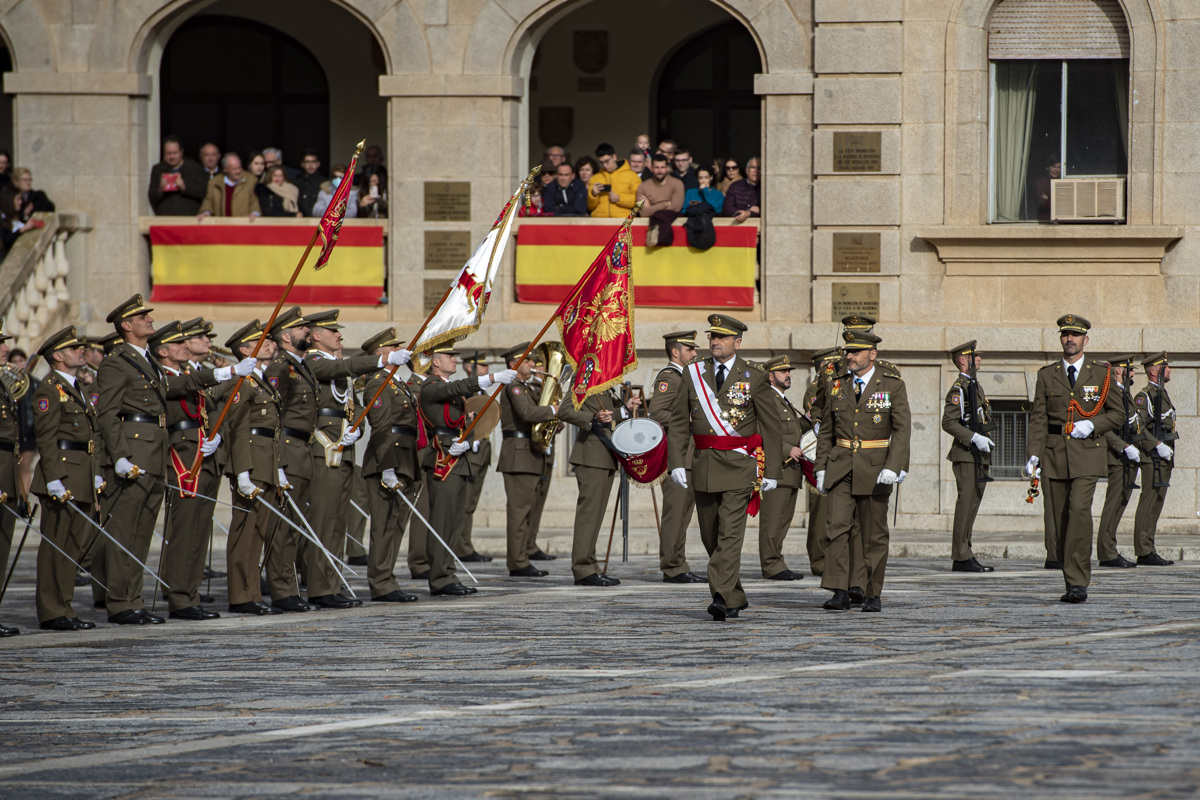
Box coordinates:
[989,399,1029,480]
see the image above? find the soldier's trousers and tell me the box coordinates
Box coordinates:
[345,464,369,559]
[1043,488,1060,563]
[658,471,694,577]
[571,465,615,581]
[103,476,166,615]
[227,479,280,606]
[87,465,117,601]
[306,459,354,598]
[0,495,14,604]
[528,464,552,557]
[694,485,752,609]
[951,461,988,562]
[759,485,798,577]
[366,476,417,597]
[822,480,890,599]
[407,477,430,577]
[1043,476,1099,590]
[266,473,308,601]
[806,490,827,575]
[456,467,488,558]
[504,471,541,572]
[161,463,220,611]
[1097,460,1136,562]
[35,497,95,622]
[425,467,466,591]
[1133,460,1171,557]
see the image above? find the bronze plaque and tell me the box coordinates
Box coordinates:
[573,31,608,73]
[425,231,473,271]
[831,283,880,320]
[578,77,606,93]
[832,232,881,273]
[425,279,450,314]
[833,132,882,173]
[424,182,471,222]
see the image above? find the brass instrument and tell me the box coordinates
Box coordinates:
[0,364,29,400]
[202,346,234,369]
[530,341,573,455]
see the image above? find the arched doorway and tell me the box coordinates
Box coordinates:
[0,41,12,159]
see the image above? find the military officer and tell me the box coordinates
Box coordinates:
[941,340,996,573]
[814,329,910,613]
[667,314,783,620]
[181,317,229,584]
[359,328,421,603]
[497,342,559,578]
[406,366,433,579]
[1025,314,1125,603]
[1132,352,1178,566]
[650,330,704,584]
[802,346,841,576]
[1095,355,1142,569]
[841,315,902,377]
[757,355,809,581]
[0,320,21,636]
[457,350,494,563]
[525,351,556,563]
[31,327,100,631]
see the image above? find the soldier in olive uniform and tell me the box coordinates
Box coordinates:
[1132,352,1179,566]
[802,347,841,576]
[1095,355,1142,569]
[1025,314,1126,603]
[526,352,556,562]
[457,350,494,563]
[359,328,421,603]
[31,327,101,631]
[758,354,809,580]
[667,314,784,620]
[941,340,997,573]
[650,330,704,584]
[0,320,22,636]
[406,368,433,579]
[814,329,911,613]
[497,341,559,577]
[181,317,230,584]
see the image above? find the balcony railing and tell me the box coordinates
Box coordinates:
[0,212,86,350]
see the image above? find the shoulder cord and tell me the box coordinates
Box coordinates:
[1065,364,1111,433]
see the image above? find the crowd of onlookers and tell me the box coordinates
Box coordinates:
[148,138,389,220]
[0,150,57,256]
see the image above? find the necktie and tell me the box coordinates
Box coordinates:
[715,363,727,391]
[855,378,864,400]
[1067,365,1077,387]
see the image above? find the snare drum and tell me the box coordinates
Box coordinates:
[610,418,668,484]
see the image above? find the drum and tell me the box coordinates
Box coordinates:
[798,429,818,487]
[465,394,502,441]
[610,418,668,485]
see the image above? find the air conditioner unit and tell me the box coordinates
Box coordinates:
[1050,178,1126,222]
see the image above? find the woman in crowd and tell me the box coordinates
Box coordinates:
[0,150,12,184]
[717,157,742,194]
[312,164,359,218]
[683,165,724,212]
[357,165,388,218]
[257,165,301,217]
[11,168,54,218]
[246,151,267,184]
[574,156,599,187]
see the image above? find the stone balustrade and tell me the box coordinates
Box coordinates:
[0,212,81,351]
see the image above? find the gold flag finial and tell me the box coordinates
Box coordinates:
[354,139,366,156]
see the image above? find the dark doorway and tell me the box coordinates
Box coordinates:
[159,16,329,165]
[0,44,12,157]
[655,20,761,164]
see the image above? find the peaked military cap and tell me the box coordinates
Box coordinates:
[226,320,264,350]
[765,354,794,372]
[706,314,747,336]
[1057,313,1091,334]
[148,321,186,350]
[664,330,698,347]
[105,293,153,324]
[949,340,977,359]
[842,330,882,351]
[37,325,83,358]
[500,342,531,362]
[361,327,403,354]
[1108,354,1138,368]
[304,309,343,330]
[83,337,105,351]
[180,317,213,339]
[841,315,876,331]
[425,343,458,356]
[97,331,121,354]
[267,306,306,336]
[461,349,488,367]
[811,346,841,367]
[0,318,11,343]
[1142,351,1168,367]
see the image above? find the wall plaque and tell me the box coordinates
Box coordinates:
[832,232,881,273]
[424,182,471,222]
[831,283,880,320]
[833,132,882,173]
[425,279,450,314]
[425,231,473,271]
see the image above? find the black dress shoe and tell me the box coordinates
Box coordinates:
[108,609,148,625]
[40,616,83,631]
[1060,585,1088,603]
[372,590,419,603]
[953,558,991,573]
[767,569,804,581]
[347,555,369,567]
[861,597,882,612]
[68,618,96,630]
[848,586,865,605]
[462,552,493,563]
[823,589,850,610]
[169,606,221,621]
[663,571,706,584]
[411,570,430,580]
[970,558,995,572]
[272,595,316,613]
[74,573,90,587]
[203,566,227,579]
[509,565,549,577]
[1099,554,1136,568]
[229,601,281,616]
[529,550,556,561]
[0,623,19,636]
[1137,552,1175,566]
[308,594,359,609]
[707,598,738,621]
[137,609,166,624]
[599,574,621,586]
[431,582,474,596]
[1044,559,1062,570]
[575,573,617,587]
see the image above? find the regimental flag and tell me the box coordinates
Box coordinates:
[556,205,640,410]
[315,140,365,270]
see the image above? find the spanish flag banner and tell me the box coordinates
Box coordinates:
[516,221,756,308]
[149,224,384,305]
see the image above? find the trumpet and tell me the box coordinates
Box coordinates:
[202,346,235,369]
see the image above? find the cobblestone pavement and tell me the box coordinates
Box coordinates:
[1,551,1199,799]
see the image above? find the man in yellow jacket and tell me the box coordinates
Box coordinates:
[587,143,641,217]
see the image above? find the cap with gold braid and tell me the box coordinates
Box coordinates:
[226,320,264,351]
[37,325,84,358]
[1108,354,1137,368]
[147,321,185,351]
[461,349,488,367]
[765,354,794,372]
[179,317,214,340]
[304,309,343,330]
[705,313,747,336]
[425,343,459,357]
[97,331,121,354]
[663,330,698,347]
[811,346,841,367]
[842,330,882,351]
[1142,351,1168,368]
[1057,313,1091,335]
[841,315,876,332]
[500,342,531,363]
[267,306,306,336]
[361,327,403,354]
[105,293,153,324]
[949,340,977,359]
[0,318,11,343]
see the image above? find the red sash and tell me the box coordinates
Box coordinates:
[693,433,766,516]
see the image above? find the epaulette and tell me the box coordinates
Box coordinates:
[1038,362,1058,374]
[748,361,766,373]
[686,355,702,365]
[876,359,902,378]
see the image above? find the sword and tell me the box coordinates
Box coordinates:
[0,501,107,592]
[153,478,248,512]
[65,499,170,590]
[0,502,37,605]
[390,485,477,584]
[349,499,370,520]
[254,493,360,588]
[280,492,360,597]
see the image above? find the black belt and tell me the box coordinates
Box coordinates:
[502,431,530,439]
[57,440,94,453]
[281,426,312,440]
[168,419,203,433]
[120,412,165,427]
[432,427,458,436]
[318,408,348,420]
[249,427,277,438]
[389,425,418,438]
[0,441,13,452]
[1047,424,1065,435]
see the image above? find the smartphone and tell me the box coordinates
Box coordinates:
[369,185,379,198]
[162,172,179,191]
[598,183,612,192]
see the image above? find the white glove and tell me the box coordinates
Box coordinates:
[1156,442,1173,461]
[234,356,257,377]
[472,439,481,453]
[970,433,994,453]
[386,348,412,367]
[381,468,401,489]
[339,427,361,447]
[488,369,518,386]
[1025,455,1039,476]
[93,475,105,491]
[47,480,68,499]
[237,471,257,497]
[1123,445,1140,462]
[816,470,825,494]
[897,470,907,484]
[876,469,899,485]
[277,468,290,489]
[115,457,139,479]
[670,468,688,488]
[448,440,470,457]
[201,433,221,456]
[813,421,820,437]
[761,478,778,493]
[1070,419,1095,439]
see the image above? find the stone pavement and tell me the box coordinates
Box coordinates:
[2,542,1200,799]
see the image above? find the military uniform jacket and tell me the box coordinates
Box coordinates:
[772,387,810,489]
[667,356,784,493]
[0,377,20,498]
[650,364,693,463]
[362,369,421,481]
[305,350,377,460]
[498,378,556,475]
[417,373,481,475]
[1135,381,1175,461]
[162,364,218,477]
[226,372,282,482]
[1101,382,1144,467]
[942,373,992,465]
[264,350,319,476]
[31,372,99,497]
[1026,359,1125,480]
[815,366,911,495]
[559,392,620,470]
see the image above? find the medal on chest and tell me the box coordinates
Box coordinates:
[865,391,891,411]
[1081,385,1099,404]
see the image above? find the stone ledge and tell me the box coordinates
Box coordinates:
[3,72,152,96]
[378,74,523,98]
[754,72,815,96]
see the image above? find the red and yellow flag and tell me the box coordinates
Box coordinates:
[315,140,365,270]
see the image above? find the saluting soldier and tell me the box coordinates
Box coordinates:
[497,342,559,578]
[1132,352,1179,566]
[1025,314,1125,603]
[814,329,911,613]
[31,327,100,631]
[0,320,21,636]
[359,328,421,603]
[650,330,704,584]
[457,350,494,563]
[941,340,996,573]
[1095,355,1141,569]
[758,354,809,581]
[667,314,784,621]
[802,346,841,576]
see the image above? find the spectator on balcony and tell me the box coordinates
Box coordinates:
[0,186,27,250]
[544,147,567,170]
[635,134,651,161]
[198,153,262,219]
[354,144,385,186]
[11,168,55,219]
[587,143,640,218]
[246,151,267,184]
[637,154,684,217]
[312,163,359,219]
[256,166,302,218]
[199,142,222,185]
[717,156,741,193]
[722,156,760,223]
[148,136,207,216]
[628,150,651,182]
[358,165,388,219]
[575,156,599,186]
[296,149,326,217]
[0,149,12,184]
[655,139,678,160]
[538,158,556,192]
[545,162,587,217]
[263,147,302,182]
[671,148,699,192]
[683,165,724,212]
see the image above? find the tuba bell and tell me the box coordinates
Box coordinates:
[530,341,573,455]
[0,364,29,400]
